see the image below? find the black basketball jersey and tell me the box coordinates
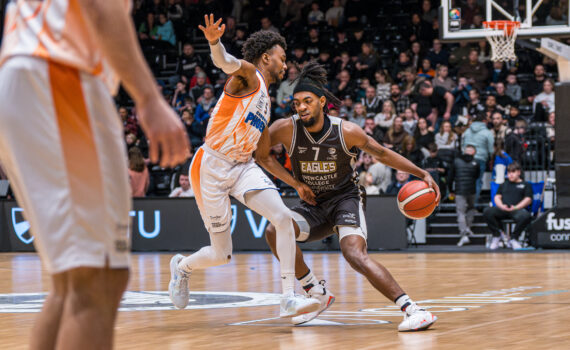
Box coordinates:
[288,114,359,202]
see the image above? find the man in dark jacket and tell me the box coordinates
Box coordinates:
[448,145,480,246]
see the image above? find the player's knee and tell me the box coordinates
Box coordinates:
[66,268,128,310]
[269,210,293,232]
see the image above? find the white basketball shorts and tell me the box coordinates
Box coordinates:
[0,57,131,274]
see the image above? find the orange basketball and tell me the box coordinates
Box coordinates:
[397,180,437,219]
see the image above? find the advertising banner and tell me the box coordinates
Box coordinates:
[530,208,570,248]
[0,196,406,252]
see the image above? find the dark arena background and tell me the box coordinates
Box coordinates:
[0,1,569,349]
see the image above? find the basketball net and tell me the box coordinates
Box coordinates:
[483,21,520,62]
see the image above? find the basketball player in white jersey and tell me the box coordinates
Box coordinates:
[168,15,320,317]
[262,62,439,331]
[0,1,189,349]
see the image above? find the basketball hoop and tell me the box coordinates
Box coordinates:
[483,20,520,62]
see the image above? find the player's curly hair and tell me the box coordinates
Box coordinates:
[295,60,341,110]
[241,30,287,63]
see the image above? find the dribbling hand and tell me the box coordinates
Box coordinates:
[422,172,441,206]
[198,14,225,44]
[296,183,317,206]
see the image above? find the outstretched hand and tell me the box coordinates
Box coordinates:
[198,14,225,44]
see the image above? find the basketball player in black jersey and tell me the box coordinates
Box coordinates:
[261,61,440,331]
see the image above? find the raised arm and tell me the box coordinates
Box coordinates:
[255,125,316,205]
[198,14,258,95]
[78,0,189,168]
[343,121,441,203]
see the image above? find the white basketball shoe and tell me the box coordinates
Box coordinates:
[168,254,191,309]
[292,280,336,325]
[280,294,320,318]
[398,306,438,332]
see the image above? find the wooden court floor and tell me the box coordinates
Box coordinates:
[0,251,569,349]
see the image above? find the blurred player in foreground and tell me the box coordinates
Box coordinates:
[0,1,189,349]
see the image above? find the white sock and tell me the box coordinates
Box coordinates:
[395,294,419,315]
[281,273,295,296]
[298,270,318,291]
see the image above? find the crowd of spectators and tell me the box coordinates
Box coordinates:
[119,0,563,199]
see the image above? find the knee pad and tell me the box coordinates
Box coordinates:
[291,211,310,242]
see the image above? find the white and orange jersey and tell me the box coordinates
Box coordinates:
[205,70,271,162]
[0,0,130,94]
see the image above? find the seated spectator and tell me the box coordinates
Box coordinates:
[461,112,494,201]
[305,27,323,59]
[414,117,435,150]
[392,52,413,82]
[506,105,522,128]
[409,42,423,70]
[402,108,418,136]
[279,0,303,28]
[326,0,345,27]
[389,84,411,115]
[339,95,354,120]
[119,106,139,136]
[421,143,446,191]
[190,71,214,101]
[492,139,513,184]
[426,38,449,68]
[449,41,471,67]
[491,111,509,143]
[363,117,384,144]
[484,95,500,121]
[384,116,407,151]
[463,0,482,27]
[334,51,354,76]
[401,67,421,97]
[407,12,434,46]
[128,147,149,198]
[374,100,397,132]
[488,61,508,90]
[374,69,392,101]
[138,13,158,41]
[417,58,436,78]
[458,49,489,91]
[483,162,532,250]
[432,65,456,91]
[533,78,555,121]
[169,174,194,198]
[355,43,379,80]
[317,50,335,82]
[154,13,176,46]
[307,1,325,25]
[181,109,206,149]
[348,27,366,58]
[494,82,514,112]
[260,16,279,33]
[268,144,293,191]
[194,87,216,123]
[448,145,480,246]
[175,43,204,84]
[349,102,367,128]
[367,159,393,193]
[386,170,411,195]
[467,88,485,118]
[505,73,522,104]
[523,64,546,105]
[361,172,381,195]
[331,69,356,98]
[362,86,382,116]
[290,45,309,66]
[435,120,458,150]
[401,135,424,167]
[504,119,527,163]
[171,81,190,112]
[275,66,298,118]
[356,152,374,174]
[452,76,473,112]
